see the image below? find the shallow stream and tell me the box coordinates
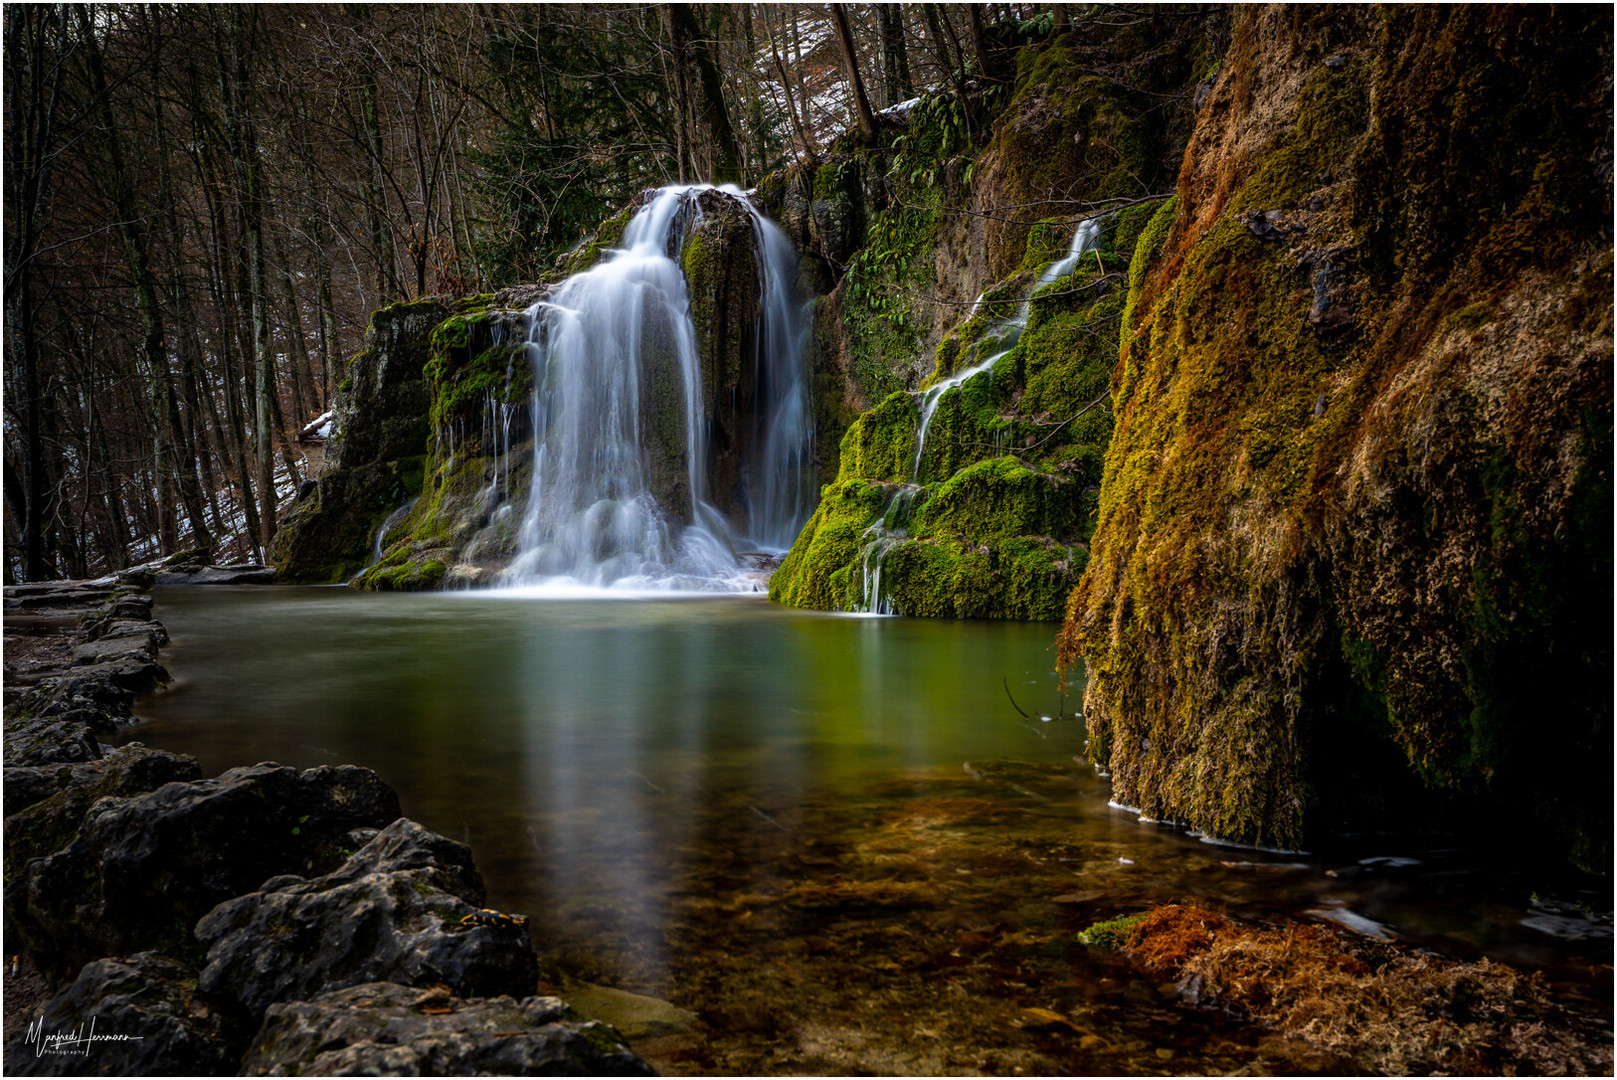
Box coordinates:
[128,587,1611,1074]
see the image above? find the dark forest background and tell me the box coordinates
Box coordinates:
[5,3,1056,581]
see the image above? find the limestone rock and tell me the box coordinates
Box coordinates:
[239,982,654,1077]
[197,818,538,1022]
[4,953,236,1077]
[6,763,401,973]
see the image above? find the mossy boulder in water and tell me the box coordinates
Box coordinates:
[1061,6,1612,867]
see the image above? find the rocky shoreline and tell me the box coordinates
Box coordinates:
[2,576,654,1076]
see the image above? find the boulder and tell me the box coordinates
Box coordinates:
[4,953,236,1077]
[238,982,654,1077]
[4,744,200,847]
[197,818,538,1022]
[6,763,401,973]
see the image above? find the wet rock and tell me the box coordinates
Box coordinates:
[5,583,172,769]
[197,818,537,1023]
[6,763,401,974]
[1299,245,1356,331]
[269,298,442,582]
[152,564,277,586]
[4,953,237,1077]
[238,982,654,1077]
[4,743,200,843]
[1,720,103,769]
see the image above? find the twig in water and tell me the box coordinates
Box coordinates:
[1004,677,1032,719]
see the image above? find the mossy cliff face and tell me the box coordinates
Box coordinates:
[1061,6,1612,867]
[271,299,446,583]
[770,207,1144,620]
[351,293,534,591]
[681,189,765,528]
[768,15,1222,621]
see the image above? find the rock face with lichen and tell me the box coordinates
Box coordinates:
[270,299,447,583]
[1060,6,1612,867]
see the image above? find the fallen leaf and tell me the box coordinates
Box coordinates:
[1021,1006,1077,1030]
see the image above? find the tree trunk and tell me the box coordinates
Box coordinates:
[78,5,213,557]
[4,6,68,580]
[879,5,915,107]
[830,5,881,144]
[968,5,1000,84]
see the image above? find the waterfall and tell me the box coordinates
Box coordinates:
[911,217,1101,482]
[850,218,1102,615]
[502,184,813,591]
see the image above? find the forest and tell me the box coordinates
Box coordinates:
[2,4,1611,1075]
[3,2,1031,582]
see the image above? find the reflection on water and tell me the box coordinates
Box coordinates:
[128,588,1079,977]
[126,587,1610,1072]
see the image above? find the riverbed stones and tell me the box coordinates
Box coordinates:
[3,582,169,769]
[238,982,654,1077]
[6,762,402,974]
[5,953,237,1077]
[197,818,539,1023]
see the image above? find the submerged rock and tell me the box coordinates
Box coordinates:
[197,818,538,1023]
[5,953,236,1077]
[238,982,653,1077]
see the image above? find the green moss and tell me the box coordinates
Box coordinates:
[917,456,1077,542]
[351,546,448,592]
[1447,300,1494,331]
[557,204,635,279]
[768,479,892,610]
[835,392,919,484]
[1120,195,1177,352]
[1232,59,1370,214]
[1076,912,1147,950]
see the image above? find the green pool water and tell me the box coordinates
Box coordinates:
[124,586,1610,1074]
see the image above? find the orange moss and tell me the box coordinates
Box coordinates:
[1118,903,1612,1075]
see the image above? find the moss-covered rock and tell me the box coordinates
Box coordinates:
[1061,6,1613,867]
[270,299,446,583]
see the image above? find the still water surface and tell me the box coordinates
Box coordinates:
[126,587,1609,1072]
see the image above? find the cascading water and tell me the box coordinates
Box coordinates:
[857,218,1103,614]
[910,218,1102,482]
[502,184,813,591]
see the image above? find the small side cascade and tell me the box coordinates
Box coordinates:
[350,496,421,583]
[910,218,1103,482]
[851,484,927,615]
[478,321,524,512]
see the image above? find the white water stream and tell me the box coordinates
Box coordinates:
[857,218,1102,615]
[501,185,813,591]
[909,219,1101,483]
